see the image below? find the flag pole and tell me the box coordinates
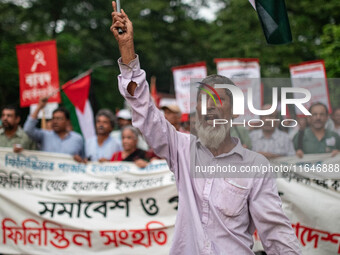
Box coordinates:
[41,109,46,129]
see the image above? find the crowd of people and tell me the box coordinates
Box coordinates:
[1,97,340,166]
[0,3,338,254]
[234,102,340,159]
[0,98,154,167]
[243,102,340,159]
[0,93,192,167]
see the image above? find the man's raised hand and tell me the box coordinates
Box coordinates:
[37,96,49,110]
[110,1,135,64]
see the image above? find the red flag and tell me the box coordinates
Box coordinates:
[150,76,160,107]
[16,40,60,107]
[62,72,91,113]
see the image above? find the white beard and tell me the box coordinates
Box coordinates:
[195,113,230,150]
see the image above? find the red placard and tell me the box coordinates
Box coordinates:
[16,40,61,107]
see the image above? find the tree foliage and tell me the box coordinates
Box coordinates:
[0,0,339,112]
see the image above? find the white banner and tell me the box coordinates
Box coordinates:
[172,62,207,114]
[289,60,331,115]
[0,148,177,254]
[1,148,339,254]
[254,154,340,254]
[215,58,262,121]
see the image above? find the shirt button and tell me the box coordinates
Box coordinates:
[207,180,211,184]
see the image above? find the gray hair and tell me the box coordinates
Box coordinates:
[96,109,115,128]
[309,102,329,115]
[121,125,139,141]
[197,74,236,105]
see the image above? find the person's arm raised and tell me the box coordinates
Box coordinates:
[31,96,48,119]
[23,96,48,142]
[111,1,137,96]
[109,3,190,179]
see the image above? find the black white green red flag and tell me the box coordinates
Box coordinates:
[249,0,292,44]
[61,71,95,139]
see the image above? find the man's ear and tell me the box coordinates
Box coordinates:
[307,116,312,125]
[66,120,73,131]
[15,116,21,125]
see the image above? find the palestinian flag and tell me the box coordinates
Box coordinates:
[249,0,292,44]
[61,71,95,139]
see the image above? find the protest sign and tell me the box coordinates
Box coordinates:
[1,148,339,254]
[254,154,340,254]
[290,60,331,115]
[215,58,262,121]
[0,148,177,254]
[172,62,207,114]
[16,40,61,107]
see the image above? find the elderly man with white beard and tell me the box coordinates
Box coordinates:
[195,78,234,153]
[110,2,301,254]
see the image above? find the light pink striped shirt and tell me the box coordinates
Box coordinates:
[117,56,301,255]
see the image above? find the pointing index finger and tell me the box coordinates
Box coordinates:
[112,1,117,12]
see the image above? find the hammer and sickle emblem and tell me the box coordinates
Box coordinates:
[30,49,47,72]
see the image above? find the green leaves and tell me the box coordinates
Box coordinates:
[0,0,339,110]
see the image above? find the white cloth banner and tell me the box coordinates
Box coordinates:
[0,148,177,254]
[289,60,331,115]
[1,148,339,254]
[215,58,262,121]
[172,62,207,114]
[254,153,340,254]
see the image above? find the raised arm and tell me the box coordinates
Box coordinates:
[110,1,137,95]
[23,96,48,142]
[110,2,189,176]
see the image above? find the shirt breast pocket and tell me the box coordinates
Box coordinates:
[215,179,249,217]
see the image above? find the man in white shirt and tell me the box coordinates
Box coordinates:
[110,3,301,254]
[250,104,295,159]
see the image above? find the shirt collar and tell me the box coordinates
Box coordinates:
[97,135,112,146]
[0,127,23,137]
[53,131,71,140]
[260,128,279,139]
[15,127,24,138]
[196,136,244,160]
[306,127,331,140]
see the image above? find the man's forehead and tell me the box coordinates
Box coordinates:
[97,115,110,121]
[199,87,229,96]
[311,105,327,114]
[2,109,15,115]
[214,88,229,96]
[53,111,66,117]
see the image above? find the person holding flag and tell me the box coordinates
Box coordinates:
[110,2,301,254]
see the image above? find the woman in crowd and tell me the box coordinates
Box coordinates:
[111,125,150,168]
